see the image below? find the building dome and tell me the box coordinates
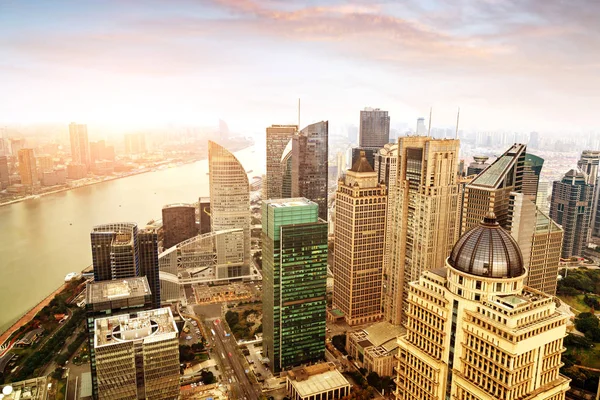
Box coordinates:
[448,213,525,278]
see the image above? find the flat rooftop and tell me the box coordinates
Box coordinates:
[1,376,49,400]
[86,277,151,305]
[287,363,350,397]
[94,307,177,348]
[264,197,316,208]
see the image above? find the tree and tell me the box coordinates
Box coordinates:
[225,310,240,327]
[575,313,600,335]
[55,354,68,366]
[366,371,381,390]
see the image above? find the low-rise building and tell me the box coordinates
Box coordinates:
[286,362,351,400]
[347,321,404,377]
[0,376,49,399]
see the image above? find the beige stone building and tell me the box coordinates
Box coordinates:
[395,213,570,400]
[286,363,351,400]
[347,321,404,377]
[265,124,297,199]
[333,151,387,326]
[385,137,461,326]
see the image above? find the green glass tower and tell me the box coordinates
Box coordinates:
[262,198,328,373]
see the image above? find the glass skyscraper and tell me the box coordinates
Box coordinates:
[262,198,328,373]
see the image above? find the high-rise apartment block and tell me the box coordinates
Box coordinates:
[292,121,329,221]
[266,125,297,199]
[18,148,37,186]
[359,108,390,148]
[162,203,197,249]
[461,143,526,233]
[262,198,327,373]
[208,140,250,274]
[577,150,600,238]
[333,152,386,325]
[395,214,570,400]
[385,137,460,326]
[550,169,593,258]
[93,308,180,400]
[69,122,90,167]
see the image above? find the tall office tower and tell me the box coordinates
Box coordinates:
[10,138,25,155]
[536,181,550,212]
[281,140,293,198]
[332,152,386,325]
[124,133,147,155]
[415,118,427,135]
[577,150,600,238]
[91,223,139,282]
[466,155,490,176]
[266,125,297,199]
[395,214,570,400]
[530,131,540,148]
[89,140,106,164]
[292,121,329,221]
[94,308,180,400]
[461,143,526,233]
[69,122,90,167]
[262,198,328,373]
[385,137,460,326]
[550,169,593,259]
[208,140,251,273]
[522,153,544,202]
[336,151,347,180]
[347,125,358,144]
[36,155,54,173]
[162,203,197,248]
[508,192,564,295]
[375,144,398,274]
[351,147,377,170]
[0,155,9,189]
[457,159,465,177]
[0,137,7,156]
[17,148,37,186]
[138,228,161,308]
[359,108,390,148]
[198,197,211,235]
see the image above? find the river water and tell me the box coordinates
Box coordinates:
[0,145,264,333]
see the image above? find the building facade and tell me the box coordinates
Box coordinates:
[0,155,9,189]
[292,121,329,221]
[577,150,600,239]
[333,151,387,325]
[262,198,327,373]
[359,108,390,148]
[395,214,570,400]
[18,148,37,186]
[375,143,398,275]
[346,321,403,377]
[522,153,544,202]
[286,363,350,400]
[208,140,250,274]
[550,169,593,259]
[91,223,140,281]
[138,227,161,308]
[466,156,490,176]
[69,122,91,167]
[385,137,461,326]
[266,125,297,199]
[162,203,197,249]
[93,307,180,400]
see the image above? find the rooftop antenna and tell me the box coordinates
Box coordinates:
[427,107,432,137]
[298,98,301,129]
[455,107,461,139]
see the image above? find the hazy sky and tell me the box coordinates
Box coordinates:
[1,0,598,133]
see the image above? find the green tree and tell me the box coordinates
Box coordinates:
[366,371,381,390]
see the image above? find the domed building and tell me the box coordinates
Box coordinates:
[395,213,570,400]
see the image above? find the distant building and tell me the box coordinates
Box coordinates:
[466,155,490,176]
[0,155,9,189]
[67,163,87,180]
[522,153,544,202]
[18,148,37,186]
[124,133,146,155]
[162,203,197,249]
[350,146,378,170]
[262,198,327,373]
[265,124,297,199]
[198,197,211,235]
[69,123,91,167]
[286,363,350,400]
[529,131,540,148]
[36,155,53,173]
[550,169,593,259]
[359,108,390,148]
[536,181,550,212]
[93,308,180,400]
[416,117,426,135]
[347,322,404,377]
[292,121,329,221]
[332,152,386,325]
[395,214,570,400]
[10,138,25,156]
[577,150,600,239]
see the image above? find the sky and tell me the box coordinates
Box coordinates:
[0,0,599,134]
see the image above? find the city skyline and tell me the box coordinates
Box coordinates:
[1,1,599,132]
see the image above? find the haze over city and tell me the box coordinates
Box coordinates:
[2,0,599,133]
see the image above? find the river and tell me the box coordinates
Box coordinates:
[0,145,264,333]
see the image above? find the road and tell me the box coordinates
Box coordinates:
[206,319,260,400]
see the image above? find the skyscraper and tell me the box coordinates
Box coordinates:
[138,227,161,308]
[522,153,544,202]
[461,143,526,233]
[332,152,386,325]
[262,198,327,373]
[208,140,250,273]
[375,143,398,274]
[466,155,490,176]
[416,118,426,135]
[93,308,180,400]
[17,148,37,186]
[550,169,593,259]
[69,122,90,167]
[266,124,298,199]
[198,197,211,234]
[395,214,570,400]
[0,155,9,189]
[359,108,390,148]
[124,133,147,155]
[292,121,329,221]
[162,203,197,249]
[281,139,293,198]
[91,223,139,282]
[577,150,600,238]
[385,137,460,326]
